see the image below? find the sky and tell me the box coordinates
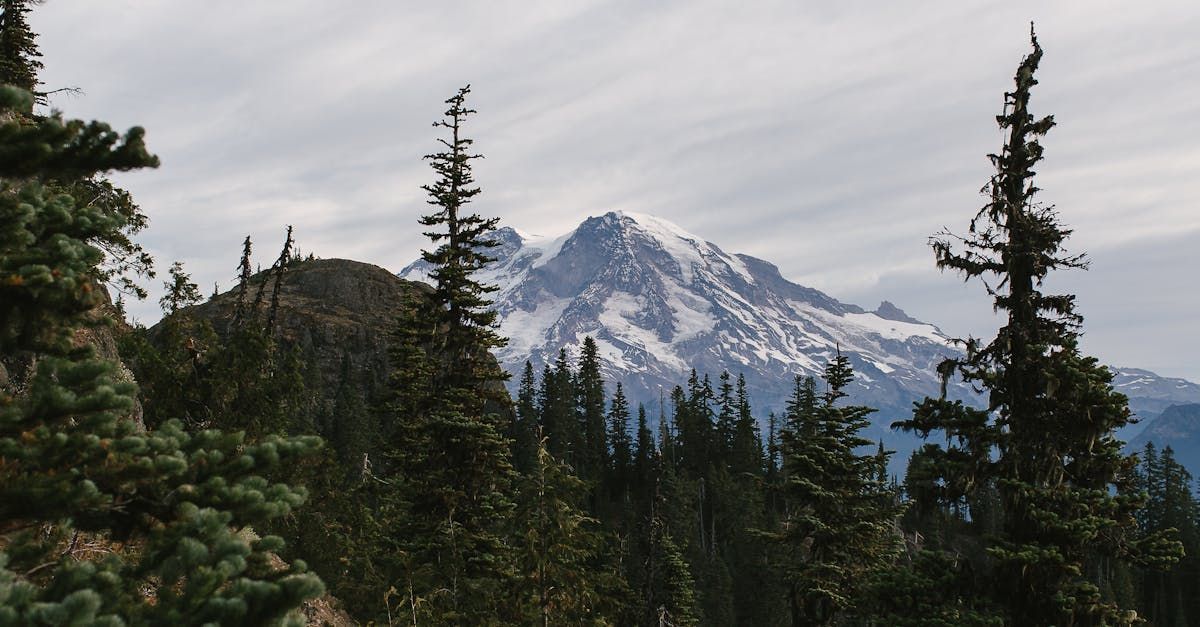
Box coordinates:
[31,1,1200,381]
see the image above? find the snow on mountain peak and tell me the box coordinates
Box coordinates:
[399,211,959,417]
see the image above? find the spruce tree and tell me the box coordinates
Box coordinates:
[577,336,608,484]
[385,85,519,623]
[0,85,322,624]
[715,370,737,462]
[511,360,540,474]
[0,0,42,100]
[513,433,616,626]
[770,357,899,626]
[607,381,633,511]
[898,29,1181,626]
[1134,444,1200,625]
[729,373,763,477]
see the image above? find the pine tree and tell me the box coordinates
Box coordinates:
[417,85,506,398]
[715,371,737,462]
[898,29,1181,626]
[577,336,608,484]
[158,261,203,315]
[633,404,656,509]
[513,433,616,626]
[607,381,633,510]
[1134,444,1200,625]
[769,357,900,626]
[384,85,519,623]
[0,85,322,624]
[730,373,763,477]
[511,360,540,474]
[542,348,581,465]
[0,0,42,100]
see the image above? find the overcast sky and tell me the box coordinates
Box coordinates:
[31,1,1200,381]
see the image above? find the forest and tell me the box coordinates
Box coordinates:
[2,3,1199,626]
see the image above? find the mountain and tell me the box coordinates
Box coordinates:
[1111,368,1200,421]
[399,211,1200,465]
[1129,404,1200,478]
[153,258,444,464]
[400,211,967,451]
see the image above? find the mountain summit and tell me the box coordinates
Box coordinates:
[401,211,964,419]
[400,210,1200,464]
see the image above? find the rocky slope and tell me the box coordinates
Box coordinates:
[158,257,433,463]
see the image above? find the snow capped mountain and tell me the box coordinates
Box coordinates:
[399,210,1200,466]
[400,211,967,423]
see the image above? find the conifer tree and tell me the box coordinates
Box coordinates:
[641,495,700,627]
[1134,444,1200,625]
[0,0,42,100]
[510,360,540,474]
[715,370,737,462]
[898,29,1180,626]
[633,404,656,508]
[417,85,506,396]
[607,381,633,509]
[0,84,322,624]
[159,260,203,315]
[513,434,615,626]
[577,336,608,483]
[730,373,763,477]
[385,85,519,623]
[770,357,899,626]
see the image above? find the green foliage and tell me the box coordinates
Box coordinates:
[0,0,42,98]
[864,550,1002,626]
[0,83,322,624]
[378,85,521,625]
[895,30,1182,626]
[514,435,622,625]
[158,261,202,315]
[1132,444,1200,625]
[767,357,901,625]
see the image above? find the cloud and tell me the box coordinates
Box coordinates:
[29,1,1200,380]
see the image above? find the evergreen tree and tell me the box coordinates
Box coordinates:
[577,336,608,483]
[715,370,737,463]
[607,381,633,510]
[510,360,540,474]
[513,433,617,625]
[633,404,656,509]
[384,85,519,623]
[158,260,203,315]
[0,84,322,624]
[769,357,900,626]
[1134,444,1200,625]
[640,491,700,627]
[898,30,1180,625]
[0,0,42,100]
[543,348,580,465]
[730,373,764,477]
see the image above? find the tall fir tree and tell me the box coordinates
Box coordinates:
[384,85,519,624]
[607,381,634,512]
[1133,444,1200,625]
[577,336,608,484]
[898,29,1180,626]
[511,360,540,474]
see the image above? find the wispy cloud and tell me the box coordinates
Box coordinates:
[31,0,1200,379]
